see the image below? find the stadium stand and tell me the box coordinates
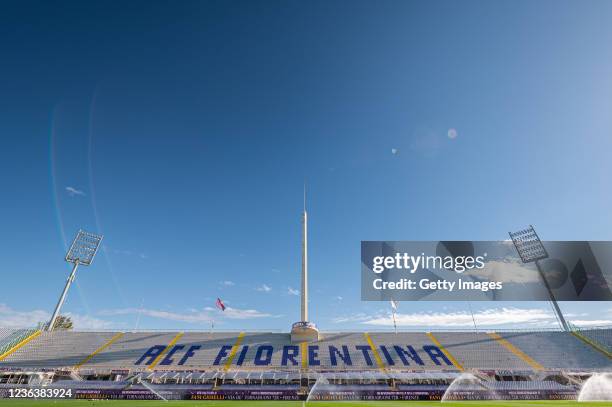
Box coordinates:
[499,331,611,369]
[0,329,609,372]
[576,327,612,352]
[0,328,39,359]
[1,330,119,369]
[0,329,16,344]
[0,328,609,401]
[487,381,574,391]
[432,332,533,370]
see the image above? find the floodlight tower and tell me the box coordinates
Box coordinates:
[47,230,103,331]
[509,225,569,332]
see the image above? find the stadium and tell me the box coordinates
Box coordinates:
[3,1,612,406]
[0,211,611,405]
[0,326,611,402]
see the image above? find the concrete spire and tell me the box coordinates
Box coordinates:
[291,185,318,342]
[301,185,308,322]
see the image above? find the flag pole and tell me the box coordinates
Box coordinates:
[390,301,398,334]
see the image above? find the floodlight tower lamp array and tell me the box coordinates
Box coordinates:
[509,225,569,332]
[47,230,103,332]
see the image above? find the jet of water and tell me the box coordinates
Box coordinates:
[578,373,612,401]
[305,376,329,402]
[138,378,168,402]
[441,372,500,402]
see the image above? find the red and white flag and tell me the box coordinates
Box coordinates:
[215,297,226,311]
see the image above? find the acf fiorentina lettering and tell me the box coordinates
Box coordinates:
[135,344,452,367]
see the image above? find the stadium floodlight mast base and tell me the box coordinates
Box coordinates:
[509,225,569,332]
[47,230,103,332]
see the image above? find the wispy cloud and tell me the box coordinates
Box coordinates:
[65,186,85,197]
[222,307,279,319]
[100,305,277,322]
[0,304,48,328]
[107,247,147,260]
[65,313,118,330]
[333,307,577,328]
[464,259,541,284]
[219,280,235,287]
[563,311,612,327]
[570,319,612,327]
[101,308,214,324]
[287,287,300,296]
[256,284,272,292]
[0,304,116,329]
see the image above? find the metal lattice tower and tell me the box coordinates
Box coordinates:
[509,225,569,331]
[47,230,103,331]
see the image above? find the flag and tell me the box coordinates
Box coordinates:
[216,297,226,311]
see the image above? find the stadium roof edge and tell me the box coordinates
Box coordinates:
[2,325,612,333]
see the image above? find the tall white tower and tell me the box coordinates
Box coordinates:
[291,187,319,342]
[301,190,308,322]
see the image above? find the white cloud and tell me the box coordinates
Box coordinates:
[332,312,379,324]
[101,308,214,324]
[256,284,272,292]
[570,319,612,327]
[63,313,117,330]
[100,305,277,322]
[219,280,235,287]
[0,304,115,330]
[108,247,147,260]
[223,307,278,319]
[334,307,563,328]
[335,296,343,301]
[65,186,85,197]
[287,287,300,296]
[0,304,49,328]
[464,258,542,284]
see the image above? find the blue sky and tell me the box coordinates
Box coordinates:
[2,0,612,331]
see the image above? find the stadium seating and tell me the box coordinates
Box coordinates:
[432,332,532,370]
[0,328,39,357]
[487,381,574,391]
[316,332,382,369]
[0,329,610,372]
[499,331,610,370]
[578,328,612,352]
[1,331,118,369]
[0,329,17,344]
